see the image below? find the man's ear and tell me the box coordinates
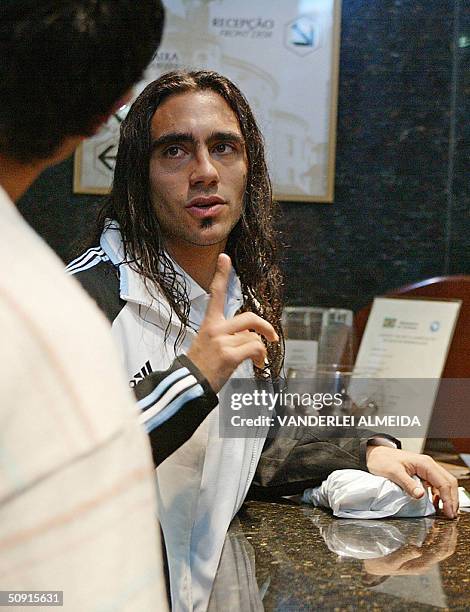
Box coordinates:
[86,90,133,137]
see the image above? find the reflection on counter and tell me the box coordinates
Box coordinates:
[208,483,470,611]
[208,519,263,612]
[307,511,457,609]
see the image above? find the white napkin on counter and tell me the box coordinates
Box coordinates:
[302,469,436,518]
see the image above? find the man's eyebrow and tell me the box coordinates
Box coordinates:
[151,132,196,150]
[209,131,244,145]
[151,130,244,150]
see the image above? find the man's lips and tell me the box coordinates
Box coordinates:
[185,196,226,219]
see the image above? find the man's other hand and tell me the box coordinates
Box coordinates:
[186,253,278,393]
[366,445,459,519]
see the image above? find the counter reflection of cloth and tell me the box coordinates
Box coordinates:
[307,512,434,559]
[306,508,457,609]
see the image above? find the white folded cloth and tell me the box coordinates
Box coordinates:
[302,469,435,518]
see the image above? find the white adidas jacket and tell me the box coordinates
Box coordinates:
[69,222,268,611]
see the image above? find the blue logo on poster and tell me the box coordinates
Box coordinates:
[430,321,440,332]
[290,16,315,47]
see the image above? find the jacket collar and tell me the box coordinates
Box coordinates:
[100,220,242,320]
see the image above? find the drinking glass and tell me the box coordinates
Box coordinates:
[282,307,326,372]
[286,364,381,417]
[317,308,355,369]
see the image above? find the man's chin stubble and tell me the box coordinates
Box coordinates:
[200,217,213,230]
[165,214,240,248]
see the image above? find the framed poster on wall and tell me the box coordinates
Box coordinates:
[74,0,341,202]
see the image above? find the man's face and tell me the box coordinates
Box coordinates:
[149,90,248,251]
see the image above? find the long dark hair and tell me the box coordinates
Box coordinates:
[97,70,284,378]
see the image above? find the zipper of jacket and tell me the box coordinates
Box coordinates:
[182,317,263,502]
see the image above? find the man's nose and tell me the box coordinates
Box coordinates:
[190,150,219,187]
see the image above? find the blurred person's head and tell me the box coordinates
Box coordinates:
[0,0,165,164]
[99,70,284,377]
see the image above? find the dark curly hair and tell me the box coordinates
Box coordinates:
[97,70,284,378]
[0,0,164,162]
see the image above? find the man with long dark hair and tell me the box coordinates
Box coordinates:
[69,70,285,610]
[74,70,284,379]
[70,69,458,610]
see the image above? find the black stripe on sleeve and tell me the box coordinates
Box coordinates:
[134,355,218,466]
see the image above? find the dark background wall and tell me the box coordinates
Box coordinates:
[18,0,469,313]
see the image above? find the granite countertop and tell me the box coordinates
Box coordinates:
[209,479,470,611]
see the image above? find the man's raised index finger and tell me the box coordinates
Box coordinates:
[206,253,232,318]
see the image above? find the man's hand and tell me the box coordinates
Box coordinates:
[366,445,459,519]
[186,253,278,393]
